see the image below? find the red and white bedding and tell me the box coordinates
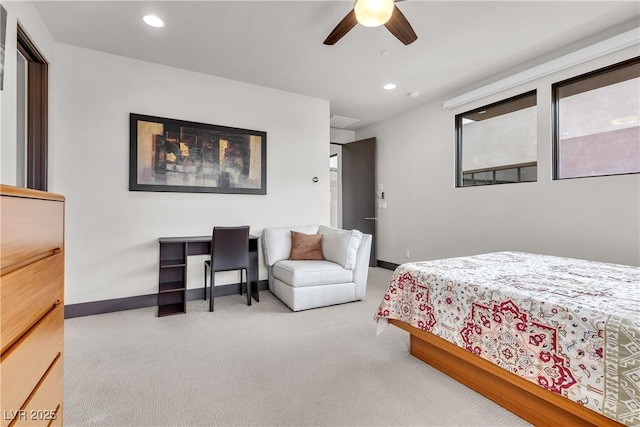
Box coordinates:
[375,252,639,426]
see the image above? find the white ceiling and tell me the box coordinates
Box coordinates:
[33,1,639,130]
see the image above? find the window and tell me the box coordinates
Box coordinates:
[329,154,338,169]
[456,91,537,187]
[553,57,639,179]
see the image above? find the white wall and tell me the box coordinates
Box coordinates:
[52,43,330,304]
[357,46,640,267]
[0,1,55,185]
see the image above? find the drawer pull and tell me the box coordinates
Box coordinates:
[1,248,62,276]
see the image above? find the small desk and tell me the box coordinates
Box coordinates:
[157,235,259,317]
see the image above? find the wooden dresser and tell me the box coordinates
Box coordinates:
[1,185,65,427]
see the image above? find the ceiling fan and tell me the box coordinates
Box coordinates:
[324,0,417,46]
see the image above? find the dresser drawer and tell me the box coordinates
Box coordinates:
[47,409,62,427]
[1,253,64,354]
[0,195,64,276]
[0,305,63,427]
[13,355,63,427]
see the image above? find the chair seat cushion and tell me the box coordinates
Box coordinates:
[272,260,353,287]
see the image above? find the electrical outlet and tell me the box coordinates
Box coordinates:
[405,250,410,258]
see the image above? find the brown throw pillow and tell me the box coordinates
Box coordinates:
[289,231,324,260]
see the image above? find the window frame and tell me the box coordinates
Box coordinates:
[455,90,538,188]
[552,56,640,181]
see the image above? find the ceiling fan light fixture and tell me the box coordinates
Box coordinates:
[354,0,394,28]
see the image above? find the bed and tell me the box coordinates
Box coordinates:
[374,252,639,426]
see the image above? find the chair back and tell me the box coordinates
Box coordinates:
[211,226,250,271]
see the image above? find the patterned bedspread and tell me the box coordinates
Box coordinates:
[375,252,640,426]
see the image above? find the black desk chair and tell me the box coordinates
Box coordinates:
[204,226,251,312]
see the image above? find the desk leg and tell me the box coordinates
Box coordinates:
[249,244,259,302]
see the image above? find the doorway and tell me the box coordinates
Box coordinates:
[329,153,339,228]
[341,137,376,267]
[16,24,49,190]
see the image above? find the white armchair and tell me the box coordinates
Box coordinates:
[262,225,372,311]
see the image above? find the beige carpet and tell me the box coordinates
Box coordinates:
[64,267,530,426]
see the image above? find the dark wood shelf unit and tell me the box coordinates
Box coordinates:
[158,303,186,317]
[159,259,186,268]
[159,281,186,293]
[158,240,188,317]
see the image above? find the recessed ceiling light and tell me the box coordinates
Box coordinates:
[477,110,487,114]
[383,83,396,90]
[143,15,164,28]
[381,50,391,56]
[407,91,419,98]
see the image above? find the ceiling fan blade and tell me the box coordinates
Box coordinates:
[384,5,417,45]
[324,9,358,45]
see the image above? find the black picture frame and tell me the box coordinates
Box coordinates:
[0,5,7,91]
[129,113,267,194]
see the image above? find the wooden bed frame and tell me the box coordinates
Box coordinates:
[389,319,624,427]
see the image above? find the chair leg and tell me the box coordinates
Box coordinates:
[239,270,244,295]
[204,264,208,300]
[245,269,252,306]
[209,271,215,312]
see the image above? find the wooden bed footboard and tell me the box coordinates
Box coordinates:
[388,319,624,427]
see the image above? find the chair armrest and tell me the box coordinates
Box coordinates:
[353,234,372,300]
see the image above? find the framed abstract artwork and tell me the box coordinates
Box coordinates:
[0,5,6,91]
[129,113,267,194]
